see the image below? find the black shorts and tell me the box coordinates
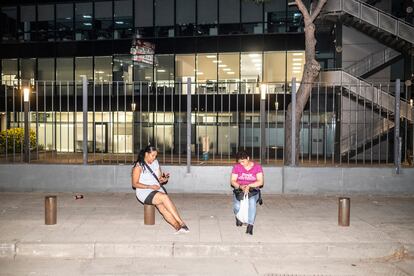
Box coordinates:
[144,190,159,205]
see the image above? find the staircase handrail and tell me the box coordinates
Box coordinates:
[344,48,401,77]
[322,0,414,44]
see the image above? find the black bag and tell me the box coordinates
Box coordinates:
[233,188,263,205]
[143,162,168,194]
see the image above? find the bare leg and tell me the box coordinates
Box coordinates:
[153,193,185,226]
[155,203,180,230]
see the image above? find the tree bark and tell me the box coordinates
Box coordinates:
[284,0,327,166]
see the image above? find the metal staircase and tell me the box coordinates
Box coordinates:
[343,47,402,78]
[322,0,414,54]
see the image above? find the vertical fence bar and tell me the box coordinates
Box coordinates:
[251,88,254,160]
[291,78,296,167]
[395,79,401,174]
[66,83,69,164]
[36,82,39,161]
[355,90,358,165]
[171,82,173,164]
[82,76,88,165]
[178,82,181,164]
[140,82,143,157]
[93,81,96,163]
[51,83,55,161]
[228,87,231,162]
[24,88,29,163]
[109,82,112,164]
[101,82,104,164]
[163,86,166,164]
[308,84,311,163]
[5,85,8,161]
[116,82,119,164]
[370,84,375,165]
[267,85,270,164]
[347,84,351,165]
[186,78,191,173]
[324,84,327,164]
[13,87,15,162]
[213,85,216,161]
[260,84,266,164]
[332,84,335,164]
[386,83,390,164]
[316,83,319,164]
[378,84,382,164]
[124,83,127,164]
[59,83,62,159]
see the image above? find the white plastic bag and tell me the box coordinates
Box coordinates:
[236,193,249,224]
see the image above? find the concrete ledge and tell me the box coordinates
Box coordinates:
[95,242,173,258]
[0,164,413,194]
[4,242,412,259]
[0,243,15,258]
[16,243,95,259]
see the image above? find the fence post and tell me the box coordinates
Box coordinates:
[82,76,88,165]
[260,84,266,164]
[291,78,296,167]
[394,79,401,174]
[23,88,30,163]
[186,78,192,173]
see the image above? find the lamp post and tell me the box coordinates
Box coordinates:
[260,83,267,164]
[23,88,30,163]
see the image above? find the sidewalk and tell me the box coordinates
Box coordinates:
[0,192,413,262]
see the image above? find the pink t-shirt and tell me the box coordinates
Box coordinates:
[232,162,263,186]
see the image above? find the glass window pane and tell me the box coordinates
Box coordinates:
[1,59,18,85]
[56,58,74,81]
[114,0,133,39]
[176,0,195,36]
[20,58,36,81]
[75,3,93,41]
[155,55,174,83]
[38,58,55,81]
[19,5,35,41]
[1,7,18,42]
[75,57,93,82]
[38,5,54,41]
[219,0,240,35]
[95,56,112,82]
[241,53,261,94]
[155,0,174,37]
[242,1,263,34]
[196,54,217,93]
[176,54,195,94]
[95,1,113,40]
[287,51,305,82]
[264,51,286,82]
[56,3,73,41]
[218,53,239,94]
[197,0,217,36]
[113,55,133,82]
[265,1,286,33]
[135,0,153,37]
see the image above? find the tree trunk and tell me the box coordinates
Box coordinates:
[284,0,327,166]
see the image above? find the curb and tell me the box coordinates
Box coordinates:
[1,242,411,259]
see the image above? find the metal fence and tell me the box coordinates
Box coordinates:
[0,79,413,167]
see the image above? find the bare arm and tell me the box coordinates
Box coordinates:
[230,173,240,189]
[131,166,159,190]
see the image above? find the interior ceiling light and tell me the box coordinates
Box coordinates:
[218,64,227,67]
[249,53,260,57]
[83,15,92,19]
[212,60,222,63]
[196,72,204,75]
[95,71,104,74]
[157,69,166,72]
[227,71,235,74]
[223,68,231,71]
[206,55,216,58]
[292,53,303,56]
[292,71,301,73]
[292,58,302,61]
[293,63,302,66]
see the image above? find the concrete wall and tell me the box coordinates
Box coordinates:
[0,164,413,195]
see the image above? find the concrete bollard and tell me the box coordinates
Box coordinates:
[338,197,350,226]
[144,204,155,225]
[45,195,57,225]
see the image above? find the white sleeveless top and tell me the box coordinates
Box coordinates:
[138,159,160,185]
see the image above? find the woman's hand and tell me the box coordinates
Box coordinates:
[149,184,160,190]
[159,173,170,185]
[242,185,250,194]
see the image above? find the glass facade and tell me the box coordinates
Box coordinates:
[1,0,305,42]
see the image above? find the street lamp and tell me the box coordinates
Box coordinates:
[23,87,30,163]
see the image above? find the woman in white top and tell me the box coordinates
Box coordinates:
[131,145,189,233]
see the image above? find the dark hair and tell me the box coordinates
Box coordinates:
[133,145,157,171]
[236,150,250,162]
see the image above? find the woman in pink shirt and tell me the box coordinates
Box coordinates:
[231,150,264,235]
